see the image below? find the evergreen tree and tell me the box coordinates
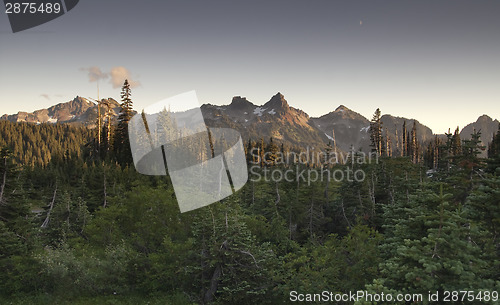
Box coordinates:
[450,127,462,164]
[265,137,279,166]
[487,123,500,174]
[369,108,384,155]
[379,184,496,297]
[0,147,29,227]
[467,174,500,276]
[282,224,381,298]
[114,79,134,165]
[0,147,13,205]
[458,129,485,171]
[189,200,278,304]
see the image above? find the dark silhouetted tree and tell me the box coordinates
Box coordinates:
[114,79,134,165]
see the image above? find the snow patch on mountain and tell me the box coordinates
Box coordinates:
[253,107,266,116]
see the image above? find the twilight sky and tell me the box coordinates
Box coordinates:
[1,0,499,134]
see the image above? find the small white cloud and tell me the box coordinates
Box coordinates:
[80,66,140,89]
[109,66,140,89]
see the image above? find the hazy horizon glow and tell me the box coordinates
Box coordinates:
[1,0,499,134]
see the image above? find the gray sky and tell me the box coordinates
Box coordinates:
[1,0,499,133]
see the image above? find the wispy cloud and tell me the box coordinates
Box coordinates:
[80,66,109,82]
[40,94,51,100]
[109,66,141,89]
[80,66,140,89]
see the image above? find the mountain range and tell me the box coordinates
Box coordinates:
[1,96,121,128]
[2,93,499,153]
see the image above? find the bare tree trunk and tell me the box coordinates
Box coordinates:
[203,264,222,304]
[395,127,400,156]
[0,156,7,204]
[332,128,338,163]
[324,158,330,202]
[106,103,112,151]
[369,172,376,205]
[97,100,101,153]
[341,199,352,229]
[41,183,57,228]
[225,209,228,230]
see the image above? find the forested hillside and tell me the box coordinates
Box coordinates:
[0,120,93,167]
[1,125,499,304]
[0,82,499,304]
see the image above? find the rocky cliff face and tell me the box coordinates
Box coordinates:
[459,115,500,157]
[201,93,327,150]
[460,115,499,142]
[311,105,371,152]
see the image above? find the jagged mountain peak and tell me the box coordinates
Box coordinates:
[229,96,254,109]
[477,114,494,122]
[48,96,93,115]
[263,92,290,111]
[312,105,370,152]
[200,92,323,149]
[334,105,350,112]
[316,105,367,123]
[460,114,499,142]
[272,92,285,100]
[1,96,121,126]
[73,95,92,103]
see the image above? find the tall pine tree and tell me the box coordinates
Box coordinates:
[369,108,384,155]
[487,123,500,174]
[114,79,134,165]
